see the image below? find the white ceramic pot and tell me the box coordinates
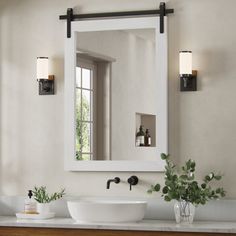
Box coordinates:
[37,203,51,214]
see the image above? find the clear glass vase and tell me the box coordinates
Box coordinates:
[174,200,195,224]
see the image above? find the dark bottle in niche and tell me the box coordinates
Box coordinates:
[136,125,145,146]
[145,129,151,146]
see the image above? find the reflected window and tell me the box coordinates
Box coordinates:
[76,62,95,161]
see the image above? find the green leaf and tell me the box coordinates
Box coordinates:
[180,175,188,180]
[221,191,226,197]
[204,175,211,182]
[214,175,222,181]
[161,153,167,160]
[171,175,178,181]
[186,160,192,170]
[201,183,206,189]
[154,184,161,192]
[201,199,206,205]
[190,162,196,169]
[188,173,195,180]
[164,196,171,202]
[168,191,178,200]
[216,188,221,194]
[210,172,215,178]
[162,186,169,194]
[147,189,153,194]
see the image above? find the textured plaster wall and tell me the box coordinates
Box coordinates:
[0,0,236,198]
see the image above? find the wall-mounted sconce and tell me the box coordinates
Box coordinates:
[37,57,55,95]
[179,51,197,91]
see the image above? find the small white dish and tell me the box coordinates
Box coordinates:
[16,212,55,220]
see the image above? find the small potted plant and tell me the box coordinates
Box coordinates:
[32,186,65,214]
[148,153,226,224]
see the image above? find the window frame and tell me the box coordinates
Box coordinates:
[76,59,97,161]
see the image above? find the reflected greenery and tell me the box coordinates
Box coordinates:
[76,90,90,160]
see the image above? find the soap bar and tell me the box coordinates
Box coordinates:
[23,211,38,214]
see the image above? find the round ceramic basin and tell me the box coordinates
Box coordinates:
[67,199,147,223]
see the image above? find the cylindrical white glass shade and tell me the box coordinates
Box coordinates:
[179,51,192,75]
[37,57,48,79]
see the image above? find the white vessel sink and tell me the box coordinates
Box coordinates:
[67,199,147,223]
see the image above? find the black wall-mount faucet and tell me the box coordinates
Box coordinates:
[106,177,120,189]
[127,176,139,191]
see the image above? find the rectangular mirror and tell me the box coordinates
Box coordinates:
[64,17,168,171]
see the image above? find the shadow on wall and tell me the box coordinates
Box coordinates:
[0,2,24,195]
[197,49,231,89]
[51,56,64,95]
[0,13,2,196]
[168,0,181,164]
[0,1,49,195]
[0,1,7,195]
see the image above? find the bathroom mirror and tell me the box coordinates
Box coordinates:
[64,17,168,171]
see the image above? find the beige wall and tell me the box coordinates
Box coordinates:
[0,0,236,198]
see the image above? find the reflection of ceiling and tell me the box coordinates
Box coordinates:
[77,49,116,62]
[124,29,155,43]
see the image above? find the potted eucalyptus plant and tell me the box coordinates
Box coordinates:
[148,153,226,224]
[32,186,65,214]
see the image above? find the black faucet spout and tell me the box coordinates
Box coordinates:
[106,177,120,189]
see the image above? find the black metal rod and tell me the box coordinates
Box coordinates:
[67,8,73,38]
[159,2,165,34]
[59,9,174,20]
[59,2,174,38]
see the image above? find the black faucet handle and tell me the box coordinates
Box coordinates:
[114,177,120,183]
[127,176,139,191]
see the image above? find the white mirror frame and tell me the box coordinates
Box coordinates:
[64,16,168,171]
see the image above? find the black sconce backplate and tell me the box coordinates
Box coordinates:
[38,78,54,95]
[180,70,197,92]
